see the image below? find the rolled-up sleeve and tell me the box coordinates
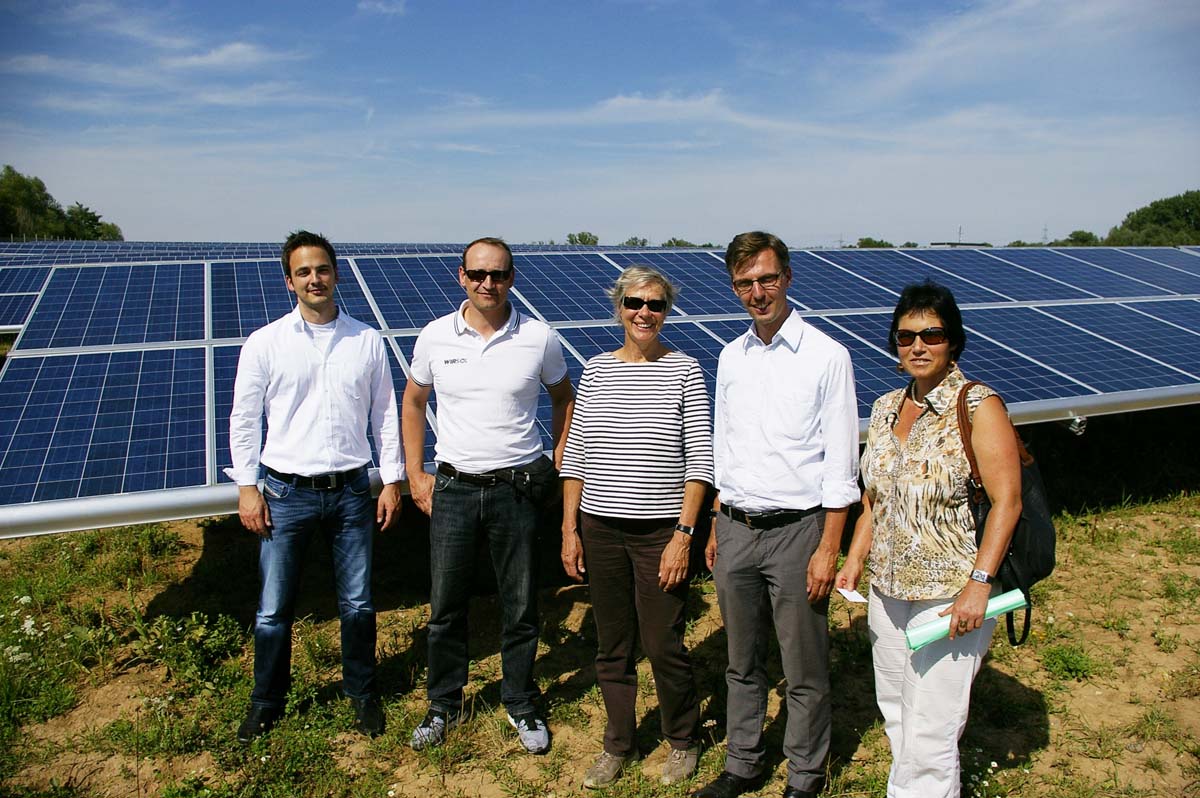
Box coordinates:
[819,346,861,508]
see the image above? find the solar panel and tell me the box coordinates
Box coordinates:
[1,243,1198,536]
[0,294,38,328]
[0,268,51,294]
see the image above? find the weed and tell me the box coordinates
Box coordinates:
[1152,626,1181,653]
[1161,525,1200,561]
[129,611,244,691]
[1164,660,1200,700]
[1160,573,1200,603]
[1125,706,1178,743]
[1041,643,1096,681]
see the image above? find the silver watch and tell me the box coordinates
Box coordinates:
[969,569,993,585]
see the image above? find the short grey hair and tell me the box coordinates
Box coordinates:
[606,265,678,323]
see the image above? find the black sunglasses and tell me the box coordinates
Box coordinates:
[622,296,668,313]
[463,267,513,283]
[893,327,948,347]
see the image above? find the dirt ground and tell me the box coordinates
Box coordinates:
[8,497,1200,797]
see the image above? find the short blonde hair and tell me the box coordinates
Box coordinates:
[606,265,678,323]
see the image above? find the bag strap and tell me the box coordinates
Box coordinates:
[955,380,1034,501]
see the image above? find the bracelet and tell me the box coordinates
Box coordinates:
[675,523,695,537]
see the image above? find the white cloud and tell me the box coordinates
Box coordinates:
[163,42,300,70]
[357,0,407,15]
[60,1,194,49]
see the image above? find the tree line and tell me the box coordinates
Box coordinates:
[0,165,124,241]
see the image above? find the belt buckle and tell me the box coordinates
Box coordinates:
[316,472,338,490]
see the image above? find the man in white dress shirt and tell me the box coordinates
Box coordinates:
[227,230,402,742]
[402,236,574,755]
[693,231,860,798]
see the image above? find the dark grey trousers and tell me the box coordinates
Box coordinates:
[712,510,830,792]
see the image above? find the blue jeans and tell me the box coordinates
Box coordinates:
[251,467,376,710]
[426,457,555,717]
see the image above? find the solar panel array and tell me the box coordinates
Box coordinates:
[2,243,1199,525]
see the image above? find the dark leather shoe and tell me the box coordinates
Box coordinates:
[237,705,281,743]
[782,787,819,798]
[691,771,756,798]
[351,695,385,737]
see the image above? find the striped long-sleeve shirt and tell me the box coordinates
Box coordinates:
[559,351,714,518]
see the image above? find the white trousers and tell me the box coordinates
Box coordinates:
[868,586,995,798]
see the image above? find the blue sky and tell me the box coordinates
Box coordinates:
[1,0,1197,245]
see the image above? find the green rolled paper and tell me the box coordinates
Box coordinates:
[905,589,1028,651]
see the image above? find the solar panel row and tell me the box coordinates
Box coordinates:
[1,245,1198,515]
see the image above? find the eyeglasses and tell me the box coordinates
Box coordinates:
[463,268,513,283]
[893,327,948,347]
[622,295,668,313]
[732,271,784,294]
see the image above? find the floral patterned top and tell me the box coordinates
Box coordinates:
[861,367,999,601]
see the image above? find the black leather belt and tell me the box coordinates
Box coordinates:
[437,462,531,489]
[720,504,819,529]
[265,465,366,491]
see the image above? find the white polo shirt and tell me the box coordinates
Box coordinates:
[410,302,569,472]
[714,310,861,512]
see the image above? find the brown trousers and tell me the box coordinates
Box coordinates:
[581,512,700,755]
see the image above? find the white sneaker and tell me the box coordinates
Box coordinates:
[410,709,459,750]
[506,711,551,754]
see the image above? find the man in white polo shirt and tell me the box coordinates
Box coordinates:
[693,231,859,798]
[402,236,575,755]
[228,230,402,743]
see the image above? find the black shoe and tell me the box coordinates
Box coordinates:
[691,771,756,798]
[351,695,385,737]
[782,787,819,798]
[237,705,281,743]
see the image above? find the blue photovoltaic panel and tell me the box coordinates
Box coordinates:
[509,254,625,322]
[210,259,376,340]
[802,315,907,416]
[1042,303,1200,379]
[905,249,1092,301]
[827,312,1089,404]
[814,249,1009,304]
[1123,248,1200,275]
[16,264,206,350]
[962,306,1187,392]
[1055,248,1200,295]
[0,294,37,326]
[989,249,1173,298]
[604,251,746,315]
[1124,298,1200,332]
[387,335,438,465]
[788,252,898,310]
[354,256,468,332]
[0,348,206,505]
[0,268,50,294]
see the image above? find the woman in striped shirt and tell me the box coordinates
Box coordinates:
[560,266,714,789]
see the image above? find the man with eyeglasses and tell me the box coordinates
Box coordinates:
[693,231,859,798]
[402,236,575,755]
[229,230,402,743]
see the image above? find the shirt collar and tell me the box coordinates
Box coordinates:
[287,303,338,331]
[910,365,966,416]
[453,300,521,337]
[741,308,804,352]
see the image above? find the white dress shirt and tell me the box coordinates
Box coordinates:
[714,310,860,512]
[409,302,569,472]
[225,305,403,486]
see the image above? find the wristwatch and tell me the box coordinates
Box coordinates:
[675,523,695,537]
[969,569,994,585]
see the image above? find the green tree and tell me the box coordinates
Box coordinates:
[566,231,599,245]
[855,237,894,248]
[64,202,123,241]
[0,165,124,240]
[1006,240,1033,247]
[1049,229,1100,247]
[621,236,648,247]
[1105,190,1200,246]
[901,241,918,248]
[662,237,696,247]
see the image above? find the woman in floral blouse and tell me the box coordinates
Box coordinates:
[835,280,1022,798]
